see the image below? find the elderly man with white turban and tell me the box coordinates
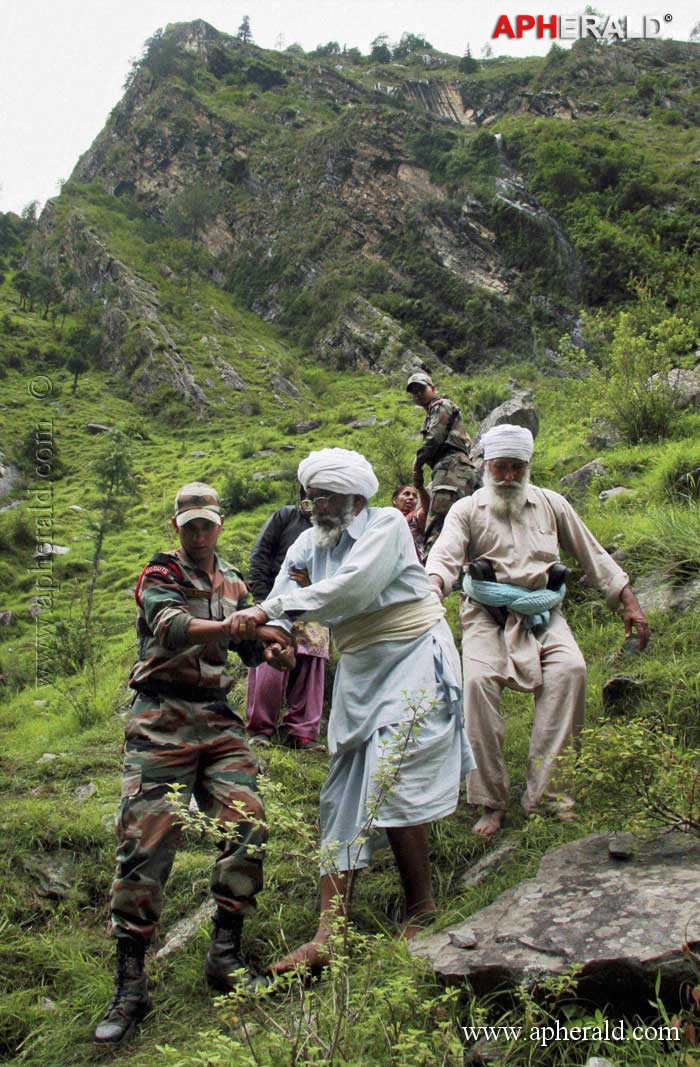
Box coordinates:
[426,425,649,836]
[230,447,475,972]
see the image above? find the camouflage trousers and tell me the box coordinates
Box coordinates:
[110,690,266,944]
[425,453,479,551]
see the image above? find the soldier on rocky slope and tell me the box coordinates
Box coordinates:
[94,482,294,1047]
[407,372,478,551]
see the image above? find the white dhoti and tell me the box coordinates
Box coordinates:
[319,620,474,874]
[462,600,586,812]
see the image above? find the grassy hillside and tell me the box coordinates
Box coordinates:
[1,23,700,1067]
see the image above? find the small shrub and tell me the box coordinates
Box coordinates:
[221,472,276,513]
[593,311,675,444]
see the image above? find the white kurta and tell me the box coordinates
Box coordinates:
[261,506,475,871]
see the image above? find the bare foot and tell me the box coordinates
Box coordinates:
[268,938,331,976]
[472,808,506,836]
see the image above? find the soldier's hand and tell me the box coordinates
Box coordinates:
[412,465,424,489]
[227,605,268,642]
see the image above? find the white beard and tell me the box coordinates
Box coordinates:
[312,499,355,549]
[483,468,530,519]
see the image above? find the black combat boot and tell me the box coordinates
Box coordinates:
[93,938,152,1046]
[205,911,269,993]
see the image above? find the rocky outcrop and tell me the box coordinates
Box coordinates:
[0,453,19,500]
[634,571,700,616]
[560,459,607,490]
[471,390,539,460]
[647,368,700,410]
[411,832,700,1009]
[36,206,210,412]
[316,297,447,375]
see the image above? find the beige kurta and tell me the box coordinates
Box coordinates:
[427,484,630,811]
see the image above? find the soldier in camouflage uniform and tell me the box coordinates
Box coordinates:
[94,482,294,1047]
[407,372,478,551]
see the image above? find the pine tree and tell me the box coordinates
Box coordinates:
[237,16,252,43]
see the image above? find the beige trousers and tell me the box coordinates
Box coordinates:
[462,606,587,813]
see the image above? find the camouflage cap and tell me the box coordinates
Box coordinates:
[174,482,222,527]
[406,371,434,392]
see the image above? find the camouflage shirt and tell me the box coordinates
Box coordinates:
[415,397,471,471]
[129,548,264,692]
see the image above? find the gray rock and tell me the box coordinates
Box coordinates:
[585,1059,617,1067]
[252,449,276,458]
[670,465,700,499]
[560,459,607,489]
[85,423,112,434]
[448,928,477,949]
[412,833,700,1007]
[463,839,520,888]
[472,393,539,459]
[38,996,58,1013]
[347,416,378,429]
[0,611,14,626]
[635,571,700,616]
[599,487,633,502]
[24,850,75,899]
[216,361,247,391]
[316,295,446,376]
[190,451,207,458]
[155,900,215,960]
[289,420,322,435]
[608,833,635,861]
[37,753,58,764]
[68,504,82,511]
[33,700,48,707]
[253,470,286,481]
[74,782,97,802]
[647,367,700,410]
[587,419,622,450]
[602,676,645,715]
[0,458,20,500]
[28,599,45,618]
[34,543,69,558]
[271,374,301,400]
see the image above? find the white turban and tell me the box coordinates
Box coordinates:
[482,424,534,462]
[297,448,379,499]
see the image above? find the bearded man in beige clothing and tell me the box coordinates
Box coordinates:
[426,425,649,836]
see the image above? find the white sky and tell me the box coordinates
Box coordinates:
[0,0,695,214]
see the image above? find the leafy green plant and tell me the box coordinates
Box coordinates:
[592,311,675,444]
[222,473,277,513]
[560,717,700,836]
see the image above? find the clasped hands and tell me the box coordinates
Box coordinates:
[224,605,296,671]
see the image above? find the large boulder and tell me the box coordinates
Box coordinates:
[560,459,607,490]
[647,367,700,410]
[411,832,700,1009]
[634,571,700,615]
[471,392,539,461]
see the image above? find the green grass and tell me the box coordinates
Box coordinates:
[2,31,700,1064]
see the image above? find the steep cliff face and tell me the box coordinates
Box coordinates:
[27,23,698,409]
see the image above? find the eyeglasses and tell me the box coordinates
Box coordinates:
[300,493,338,513]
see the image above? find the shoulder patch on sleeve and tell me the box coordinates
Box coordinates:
[135,554,185,605]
